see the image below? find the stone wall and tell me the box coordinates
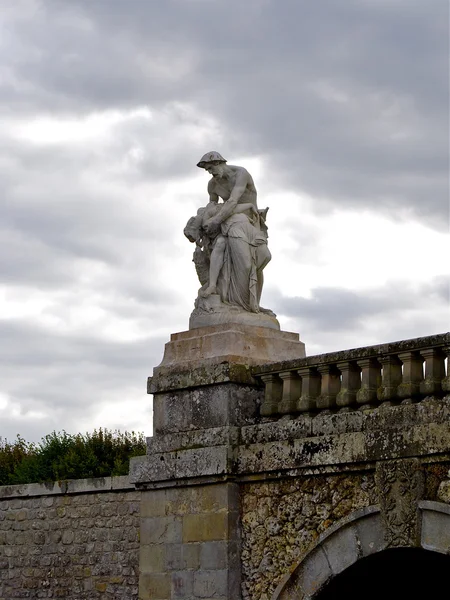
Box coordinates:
[240,463,450,600]
[241,472,376,600]
[0,477,140,599]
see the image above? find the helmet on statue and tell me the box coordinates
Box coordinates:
[196,151,227,168]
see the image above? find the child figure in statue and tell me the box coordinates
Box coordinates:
[184,195,259,298]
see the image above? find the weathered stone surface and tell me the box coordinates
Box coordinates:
[376,458,424,547]
[237,402,450,477]
[253,334,449,416]
[150,361,257,394]
[139,483,240,600]
[183,513,229,542]
[130,445,230,485]
[0,478,140,599]
[190,294,280,330]
[437,478,450,503]
[0,475,133,499]
[156,324,304,369]
[240,475,376,600]
[132,395,450,492]
[141,516,182,545]
[252,332,450,377]
[150,324,305,394]
[152,384,262,435]
[273,508,389,600]
[240,417,313,445]
[354,509,387,557]
[321,525,360,575]
[147,426,240,454]
[199,541,228,570]
[241,397,450,445]
[193,569,228,597]
[293,547,332,597]
[419,500,450,552]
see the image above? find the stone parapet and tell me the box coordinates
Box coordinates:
[252,332,450,416]
[0,475,133,499]
[130,396,450,486]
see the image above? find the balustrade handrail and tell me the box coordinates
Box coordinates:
[252,332,450,417]
[252,333,449,376]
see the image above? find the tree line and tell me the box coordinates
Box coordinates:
[0,429,146,485]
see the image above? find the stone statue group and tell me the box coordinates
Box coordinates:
[185,151,277,328]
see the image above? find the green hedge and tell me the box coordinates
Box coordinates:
[0,429,146,485]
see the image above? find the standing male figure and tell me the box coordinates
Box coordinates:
[195,151,271,313]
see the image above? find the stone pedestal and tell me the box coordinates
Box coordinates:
[149,323,305,435]
[130,323,306,599]
[152,322,305,382]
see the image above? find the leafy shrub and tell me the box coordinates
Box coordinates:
[0,429,146,485]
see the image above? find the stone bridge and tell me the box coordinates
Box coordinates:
[130,328,450,599]
[1,328,449,599]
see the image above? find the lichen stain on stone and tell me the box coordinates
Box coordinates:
[301,439,332,459]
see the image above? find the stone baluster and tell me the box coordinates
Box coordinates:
[336,361,361,409]
[420,348,445,396]
[356,358,381,407]
[442,347,450,394]
[377,355,402,403]
[296,367,321,413]
[279,371,302,415]
[316,364,341,410]
[397,351,424,401]
[259,374,283,416]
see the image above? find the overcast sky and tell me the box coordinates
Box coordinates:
[1,0,448,444]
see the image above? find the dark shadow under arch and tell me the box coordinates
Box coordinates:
[315,548,450,600]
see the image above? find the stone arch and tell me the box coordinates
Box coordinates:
[272,501,450,600]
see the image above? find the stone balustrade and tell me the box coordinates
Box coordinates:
[252,333,450,417]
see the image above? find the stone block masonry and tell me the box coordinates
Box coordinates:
[0,476,140,599]
[139,483,240,600]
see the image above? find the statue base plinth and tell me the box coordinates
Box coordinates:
[149,322,306,394]
[189,294,280,330]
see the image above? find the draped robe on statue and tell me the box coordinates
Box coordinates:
[217,212,268,313]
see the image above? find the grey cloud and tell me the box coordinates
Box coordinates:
[0,228,79,286]
[269,276,449,331]
[0,319,162,370]
[2,1,447,227]
[264,276,449,355]
[0,123,201,293]
[0,318,162,441]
